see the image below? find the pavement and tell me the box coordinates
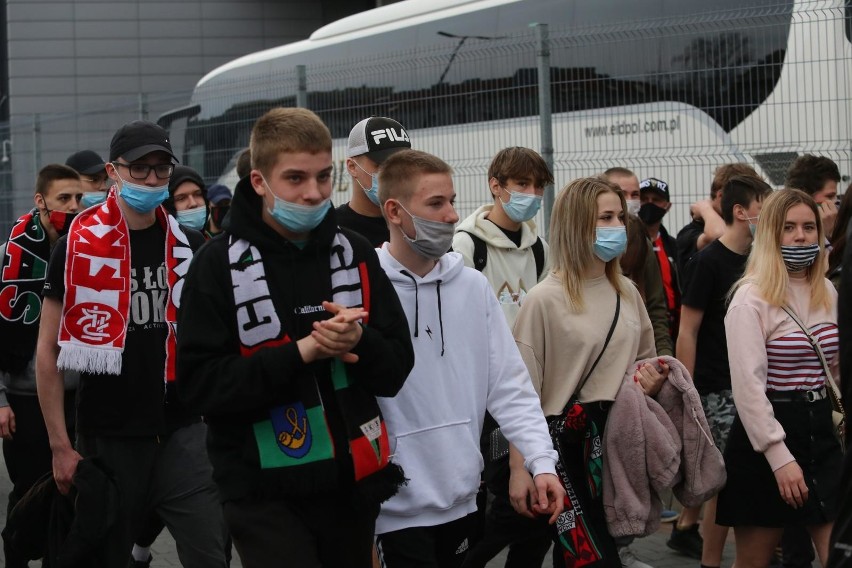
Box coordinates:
[0,456,734,567]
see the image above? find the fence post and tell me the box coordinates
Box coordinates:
[534,23,554,238]
[139,92,149,120]
[296,65,308,109]
[32,114,41,181]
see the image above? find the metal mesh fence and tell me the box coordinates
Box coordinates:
[0,0,849,240]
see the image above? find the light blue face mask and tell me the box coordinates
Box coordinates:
[593,226,627,262]
[117,174,169,213]
[262,175,331,234]
[500,188,542,223]
[354,161,380,206]
[176,205,208,230]
[80,192,107,208]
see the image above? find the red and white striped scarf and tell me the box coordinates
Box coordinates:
[57,189,192,380]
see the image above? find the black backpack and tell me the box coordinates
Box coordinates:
[457,230,545,279]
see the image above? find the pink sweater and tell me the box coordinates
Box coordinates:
[724,276,838,472]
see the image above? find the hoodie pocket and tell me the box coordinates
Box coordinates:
[385,420,482,515]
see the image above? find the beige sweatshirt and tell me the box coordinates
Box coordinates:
[513,273,657,416]
[725,276,838,471]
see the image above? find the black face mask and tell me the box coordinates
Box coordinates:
[638,202,667,225]
[211,205,230,227]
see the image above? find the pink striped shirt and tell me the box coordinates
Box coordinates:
[765,323,838,391]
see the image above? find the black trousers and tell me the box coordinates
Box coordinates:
[462,493,551,568]
[3,391,75,568]
[376,512,480,568]
[224,493,378,568]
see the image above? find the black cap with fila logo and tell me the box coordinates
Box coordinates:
[639,177,671,202]
[346,117,411,164]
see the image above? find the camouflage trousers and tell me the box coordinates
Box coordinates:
[699,389,735,454]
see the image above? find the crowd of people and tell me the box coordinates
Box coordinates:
[0,107,848,568]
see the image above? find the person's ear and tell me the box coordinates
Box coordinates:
[488,177,502,200]
[664,202,672,212]
[33,192,45,211]
[384,198,403,226]
[250,170,266,198]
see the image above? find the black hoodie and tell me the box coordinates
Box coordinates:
[176,177,414,503]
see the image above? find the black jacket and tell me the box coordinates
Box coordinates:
[2,458,119,567]
[176,178,414,503]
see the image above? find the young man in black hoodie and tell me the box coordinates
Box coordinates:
[176,107,415,567]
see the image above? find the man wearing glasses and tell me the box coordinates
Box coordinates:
[37,121,228,566]
[65,149,109,208]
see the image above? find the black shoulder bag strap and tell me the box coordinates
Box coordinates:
[457,230,487,271]
[532,237,545,279]
[575,293,621,399]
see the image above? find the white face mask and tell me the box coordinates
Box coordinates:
[626,199,641,217]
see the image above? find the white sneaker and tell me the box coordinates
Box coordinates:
[618,545,654,568]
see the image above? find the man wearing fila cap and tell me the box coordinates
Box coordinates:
[37,121,228,566]
[337,116,411,247]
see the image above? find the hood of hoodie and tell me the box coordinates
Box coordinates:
[376,245,465,357]
[223,175,339,252]
[456,204,539,249]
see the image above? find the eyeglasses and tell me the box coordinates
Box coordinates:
[81,175,109,185]
[113,162,174,180]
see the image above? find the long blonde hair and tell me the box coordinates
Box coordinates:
[549,176,625,311]
[735,188,830,309]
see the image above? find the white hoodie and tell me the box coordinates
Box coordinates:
[452,205,549,327]
[375,246,558,534]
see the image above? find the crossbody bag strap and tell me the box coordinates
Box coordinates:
[781,305,844,413]
[575,293,621,398]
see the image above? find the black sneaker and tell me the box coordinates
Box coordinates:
[666,524,703,559]
[128,554,153,568]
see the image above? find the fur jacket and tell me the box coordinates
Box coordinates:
[602,355,726,537]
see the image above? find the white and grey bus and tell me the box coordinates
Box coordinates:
[161,0,852,229]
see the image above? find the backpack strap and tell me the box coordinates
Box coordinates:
[458,230,487,272]
[532,237,545,279]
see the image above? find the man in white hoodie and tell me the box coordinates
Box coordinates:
[373,149,563,568]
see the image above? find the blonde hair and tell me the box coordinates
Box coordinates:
[549,176,626,311]
[250,107,331,176]
[735,188,830,309]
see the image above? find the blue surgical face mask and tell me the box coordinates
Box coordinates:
[262,175,331,234]
[499,187,542,223]
[116,173,169,213]
[176,205,208,230]
[354,161,380,207]
[594,226,627,262]
[80,192,107,208]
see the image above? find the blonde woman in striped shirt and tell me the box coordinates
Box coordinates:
[717,188,841,568]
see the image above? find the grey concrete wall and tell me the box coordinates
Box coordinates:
[4,0,372,218]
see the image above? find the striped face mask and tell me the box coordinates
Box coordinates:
[780,243,820,272]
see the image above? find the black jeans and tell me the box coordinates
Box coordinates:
[224,493,378,568]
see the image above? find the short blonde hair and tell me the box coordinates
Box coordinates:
[250,108,331,176]
[549,176,626,310]
[735,188,830,309]
[378,149,452,204]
